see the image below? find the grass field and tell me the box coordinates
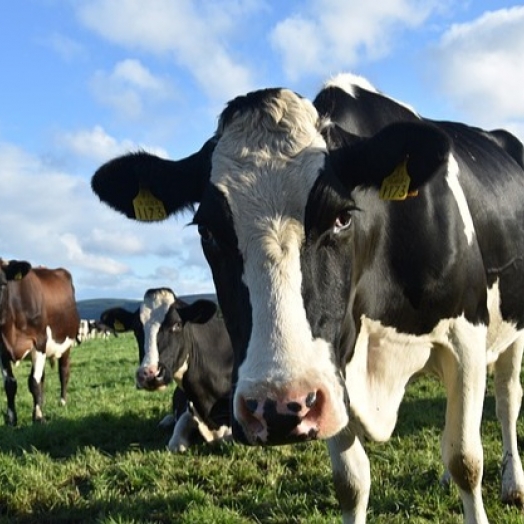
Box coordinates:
[0,333,522,523]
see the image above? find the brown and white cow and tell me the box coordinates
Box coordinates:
[0,259,80,425]
[91,75,524,523]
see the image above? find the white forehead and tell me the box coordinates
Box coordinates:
[210,89,327,252]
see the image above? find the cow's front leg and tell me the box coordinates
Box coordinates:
[1,356,18,426]
[493,335,524,506]
[29,348,47,423]
[57,350,71,406]
[327,427,370,524]
[167,410,199,452]
[440,320,488,524]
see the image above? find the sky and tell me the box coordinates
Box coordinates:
[1,1,524,301]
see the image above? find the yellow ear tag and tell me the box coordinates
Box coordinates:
[14,272,23,280]
[114,320,125,332]
[132,188,167,221]
[379,158,413,201]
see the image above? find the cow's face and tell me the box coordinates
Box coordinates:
[92,86,450,447]
[0,260,32,324]
[136,288,217,391]
[193,89,350,445]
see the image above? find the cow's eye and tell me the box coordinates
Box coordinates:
[170,322,183,333]
[197,224,216,246]
[333,210,352,234]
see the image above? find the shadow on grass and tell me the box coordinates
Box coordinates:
[0,490,209,524]
[0,410,168,458]
[394,390,500,438]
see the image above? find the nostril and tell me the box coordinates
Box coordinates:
[287,401,301,413]
[245,398,258,414]
[305,391,317,408]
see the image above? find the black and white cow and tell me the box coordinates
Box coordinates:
[102,290,233,452]
[92,74,524,523]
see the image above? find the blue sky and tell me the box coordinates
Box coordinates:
[1,0,524,301]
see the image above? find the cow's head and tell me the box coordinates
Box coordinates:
[92,88,450,445]
[0,259,32,323]
[136,287,217,391]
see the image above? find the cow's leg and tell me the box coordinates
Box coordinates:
[440,320,488,524]
[167,410,199,452]
[493,335,524,506]
[327,428,370,524]
[57,349,71,406]
[1,355,18,426]
[28,348,47,423]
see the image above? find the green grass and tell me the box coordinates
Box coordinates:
[0,333,522,523]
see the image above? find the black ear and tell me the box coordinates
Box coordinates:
[176,299,217,325]
[330,121,451,195]
[91,137,216,221]
[2,260,32,281]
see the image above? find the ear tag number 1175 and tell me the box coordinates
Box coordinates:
[379,159,411,201]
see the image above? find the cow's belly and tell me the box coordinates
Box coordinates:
[345,316,435,441]
[345,314,491,442]
[486,279,520,366]
[45,326,73,359]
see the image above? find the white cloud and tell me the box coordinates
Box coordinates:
[270,0,438,81]
[56,125,168,163]
[0,141,212,300]
[45,32,87,62]
[76,0,258,101]
[90,59,174,120]
[433,6,524,129]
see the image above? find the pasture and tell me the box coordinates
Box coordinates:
[0,333,522,523]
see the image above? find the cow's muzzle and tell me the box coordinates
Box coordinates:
[233,389,327,445]
[136,363,169,391]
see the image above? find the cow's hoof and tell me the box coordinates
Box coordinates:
[167,438,189,453]
[502,488,524,507]
[4,413,17,427]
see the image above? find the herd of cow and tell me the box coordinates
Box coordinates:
[2,73,524,523]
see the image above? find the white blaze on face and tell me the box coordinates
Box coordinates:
[211,89,348,436]
[139,289,176,369]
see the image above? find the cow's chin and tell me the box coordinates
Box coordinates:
[137,381,169,392]
[232,417,328,446]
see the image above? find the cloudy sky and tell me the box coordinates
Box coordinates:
[1,1,524,301]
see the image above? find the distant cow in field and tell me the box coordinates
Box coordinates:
[0,259,80,425]
[102,290,233,451]
[92,73,524,522]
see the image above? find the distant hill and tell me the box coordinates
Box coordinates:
[76,293,217,320]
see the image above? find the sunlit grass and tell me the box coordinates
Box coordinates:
[0,334,522,523]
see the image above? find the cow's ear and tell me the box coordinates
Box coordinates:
[177,300,217,325]
[330,121,451,196]
[3,260,31,281]
[91,138,216,222]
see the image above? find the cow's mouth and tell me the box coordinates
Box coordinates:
[136,364,169,391]
[232,395,323,446]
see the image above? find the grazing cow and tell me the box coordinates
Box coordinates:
[91,74,524,522]
[0,259,80,425]
[77,319,90,342]
[102,291,233,451]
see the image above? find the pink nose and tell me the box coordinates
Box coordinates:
[235,389,325,445]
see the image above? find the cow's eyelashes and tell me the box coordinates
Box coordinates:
[333,209,352,234]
